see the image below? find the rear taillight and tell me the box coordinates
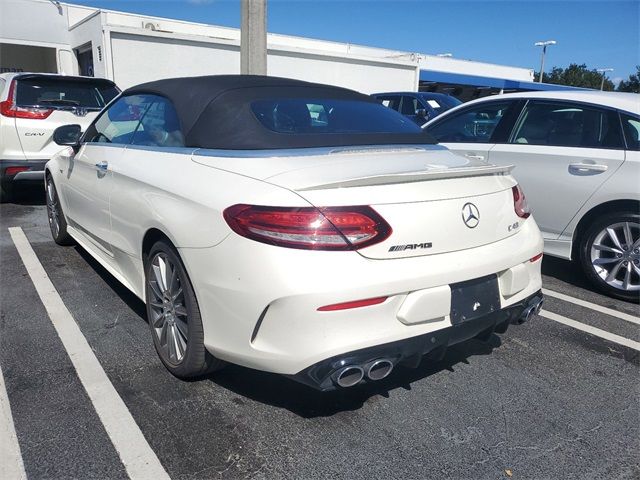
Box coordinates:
[5,166,29,176]
[0,79,53,119]
[512,184,531,219]
[223,204,392,250]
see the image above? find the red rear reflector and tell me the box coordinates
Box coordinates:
[512,184,531,219]
[5,166,29,176]
[318,296,388,311]
[530,253,543,262]
[223,204,392,250]
[0,79,53,119]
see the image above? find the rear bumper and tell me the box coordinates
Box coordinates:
[180,218,544,377]
[290,290,543,391]
[0,159,48,182]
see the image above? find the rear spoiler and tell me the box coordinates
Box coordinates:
[296,164,514,191]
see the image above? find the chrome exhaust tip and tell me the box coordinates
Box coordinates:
[516,298,543,324]
[534,299,544,315]
[334,366,364,388]
[366,359,394,381]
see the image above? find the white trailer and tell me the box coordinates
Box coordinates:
[1,0,419,93]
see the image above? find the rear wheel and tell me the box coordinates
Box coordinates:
[579,212,640,302]
[45,175,74,245]
[145,240,225,378]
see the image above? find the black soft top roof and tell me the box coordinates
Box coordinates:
[123,75,436,150]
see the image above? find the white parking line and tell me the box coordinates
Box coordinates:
[540,309,640,352]
[0,364,27,480]
[9,227,170,480]
[543,288,640,325]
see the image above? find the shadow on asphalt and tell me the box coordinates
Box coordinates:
[541,255,593,291]
[74,245,148,320]
[7,184,46,205]
[208,336,502,418]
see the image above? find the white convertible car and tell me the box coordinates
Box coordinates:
[47,76,543,390]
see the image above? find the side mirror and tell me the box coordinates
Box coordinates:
[53,124,82,147]
[415,108,428,119]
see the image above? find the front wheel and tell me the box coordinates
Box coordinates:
[45,175,74,245]
[579,212,640,302]
[145,240,225,378]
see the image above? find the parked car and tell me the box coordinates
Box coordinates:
[423,90,640,301]
[47,75,543,390]
[0,73,120,202]
[373,91,462,125]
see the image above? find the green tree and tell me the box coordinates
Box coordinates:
[534,63,615,90]
[616,66,640,93]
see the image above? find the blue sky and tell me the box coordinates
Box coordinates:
[69,0,639,83]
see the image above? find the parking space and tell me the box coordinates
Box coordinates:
[1,190,639,480]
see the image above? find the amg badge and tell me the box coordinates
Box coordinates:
[388,242,433,252]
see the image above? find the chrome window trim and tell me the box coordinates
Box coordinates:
[124,144,198,155]
[193,143,445,158]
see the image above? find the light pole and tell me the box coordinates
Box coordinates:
[534,40,556,83]
[596,68,614,90]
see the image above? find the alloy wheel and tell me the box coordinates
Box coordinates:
[590,221,640,292]
[46,178,60,239]
[148,253,189,363]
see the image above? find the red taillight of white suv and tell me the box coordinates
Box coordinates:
[223,204,392,250]
[512,184,531,219]
[0,80,52,119]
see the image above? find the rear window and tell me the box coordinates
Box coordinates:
[16,78,119,109]
[251,98,422,134]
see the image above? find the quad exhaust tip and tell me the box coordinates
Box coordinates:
[334,366,364,388]
[366,359,394,381]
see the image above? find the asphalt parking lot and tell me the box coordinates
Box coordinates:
[1,186,639,480]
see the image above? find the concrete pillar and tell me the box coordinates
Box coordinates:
[240,0,267,75]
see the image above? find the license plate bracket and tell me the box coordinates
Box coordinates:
[450,274,501,325]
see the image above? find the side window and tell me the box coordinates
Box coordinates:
[621,114,640,151]
[84,95,152,144]
[510,101,624,149]
[426,101,513,143]
[377,96,401,112]
[131,96,184,147]
[400,96,419,115]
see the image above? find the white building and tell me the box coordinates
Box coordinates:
[1,0,538,98]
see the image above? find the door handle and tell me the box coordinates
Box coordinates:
[568,162,608,174]
[95,161,108,171]
[464,153,485,161]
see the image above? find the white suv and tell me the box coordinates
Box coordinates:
[0,73,119,202]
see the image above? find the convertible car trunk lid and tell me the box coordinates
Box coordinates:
[193,145,521,259]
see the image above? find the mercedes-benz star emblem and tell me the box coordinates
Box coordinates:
[462,202,480,228]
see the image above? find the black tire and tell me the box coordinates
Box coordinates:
[145,240,225,378]
[578,211,640,303]
[45,174,74,246]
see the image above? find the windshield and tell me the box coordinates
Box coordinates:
[16,78,120,109]
[251,98,422,134]
[419,94,462,115]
